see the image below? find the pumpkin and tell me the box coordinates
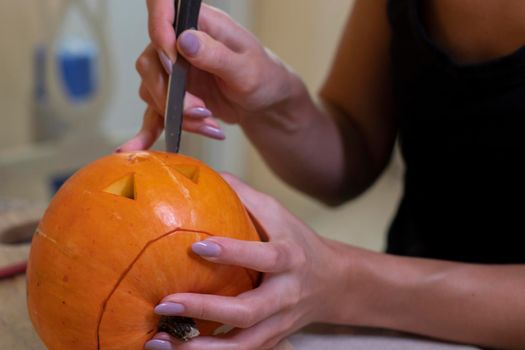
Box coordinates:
[27,151,261,350]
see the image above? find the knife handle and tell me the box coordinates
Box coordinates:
[175,0,202,37]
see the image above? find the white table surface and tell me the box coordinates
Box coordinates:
[290,324,481,350]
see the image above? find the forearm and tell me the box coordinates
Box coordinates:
[328,242,525,349]
[240,75,376,205]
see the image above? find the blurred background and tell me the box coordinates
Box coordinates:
[0,0,402,252]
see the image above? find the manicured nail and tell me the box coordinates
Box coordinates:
[154,302,185,316]
[114,147,123,153]
[179,31,200,57]
[158,51,173,75]
[198,125,225,140]
[192,240,221,257]
[186,107,212,119]
[144,339,173,350]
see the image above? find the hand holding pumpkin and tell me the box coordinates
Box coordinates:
[145,174,349,350]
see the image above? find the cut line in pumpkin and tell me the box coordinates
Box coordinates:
[95,228,212,349]
[103,174,136,200]
[95,227,258,349]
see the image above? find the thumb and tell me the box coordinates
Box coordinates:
[177,30,250,88]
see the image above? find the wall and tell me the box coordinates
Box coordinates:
[0,0,38,149]
[245,0,355,218]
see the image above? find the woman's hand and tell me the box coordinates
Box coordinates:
[144,174,351,350]
[118,2,299,152]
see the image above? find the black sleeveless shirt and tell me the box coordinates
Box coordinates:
[386,0,525,263]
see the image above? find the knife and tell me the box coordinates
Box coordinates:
[165,0,203,153]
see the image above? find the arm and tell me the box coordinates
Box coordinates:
[125,0,396,205]
[243,0,396,203]
[328,242,525,350]
[240,0,397,204]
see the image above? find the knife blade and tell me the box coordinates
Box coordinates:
[165,0,202,153]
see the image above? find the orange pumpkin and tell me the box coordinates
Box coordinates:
[27,151,261,350]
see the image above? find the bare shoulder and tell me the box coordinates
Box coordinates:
[423,0,525,64]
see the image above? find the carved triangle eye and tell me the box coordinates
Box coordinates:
[172,165,200,184]
[103,174,136,200]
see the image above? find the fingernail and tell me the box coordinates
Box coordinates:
[154,302,185,316]
[198,125,226,140]
[158,51,173,75]
[114,147,123,153]
[192,240,221,257]
[179,31,200,57]
[187,107,212,119]
[144,339,173,350]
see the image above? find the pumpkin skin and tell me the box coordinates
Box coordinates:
[27,151,261,350]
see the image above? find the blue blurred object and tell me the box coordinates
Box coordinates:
[58,39,98,102]
[49,171,76,196]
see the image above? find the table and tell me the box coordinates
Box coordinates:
[289,324,480,350]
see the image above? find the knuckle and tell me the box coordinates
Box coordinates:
[135,55,149,76]
[193,302,207,320]
[272,241,304,271]
[236,303,258,328]
[268,242,288,271]
[236,55,261,96]
[282,281,301,309]
[289,244,307,269]
[138,85,148,102]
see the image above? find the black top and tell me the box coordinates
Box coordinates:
[386,0,525,263]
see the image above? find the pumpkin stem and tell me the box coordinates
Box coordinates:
[158,316,200,342]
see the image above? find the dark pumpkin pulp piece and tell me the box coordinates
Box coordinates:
[158,316,200,342]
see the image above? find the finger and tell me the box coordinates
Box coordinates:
[177,30,253,90]
[183,117,225,140]
[136,45,169,114]
[198,4,258,52]
[184,92,209,115]
[139,83,163,116]
[170,312,299,350]
[146,322,297,350]
[191,237,296,273]
[116,107,163,152]
[147,0,177,61]
[156,278,297,329]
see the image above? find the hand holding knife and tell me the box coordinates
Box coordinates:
[165,0,203,153]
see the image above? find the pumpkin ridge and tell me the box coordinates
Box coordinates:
[96,227,213,350]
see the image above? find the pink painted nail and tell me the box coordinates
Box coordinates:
[179,31,200,57]
[186,107,212,119]
[144,339,173,350]
[154,302,185,316]
[198,125,225,140]
[158,51,173,75]
[192,241,221,257]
